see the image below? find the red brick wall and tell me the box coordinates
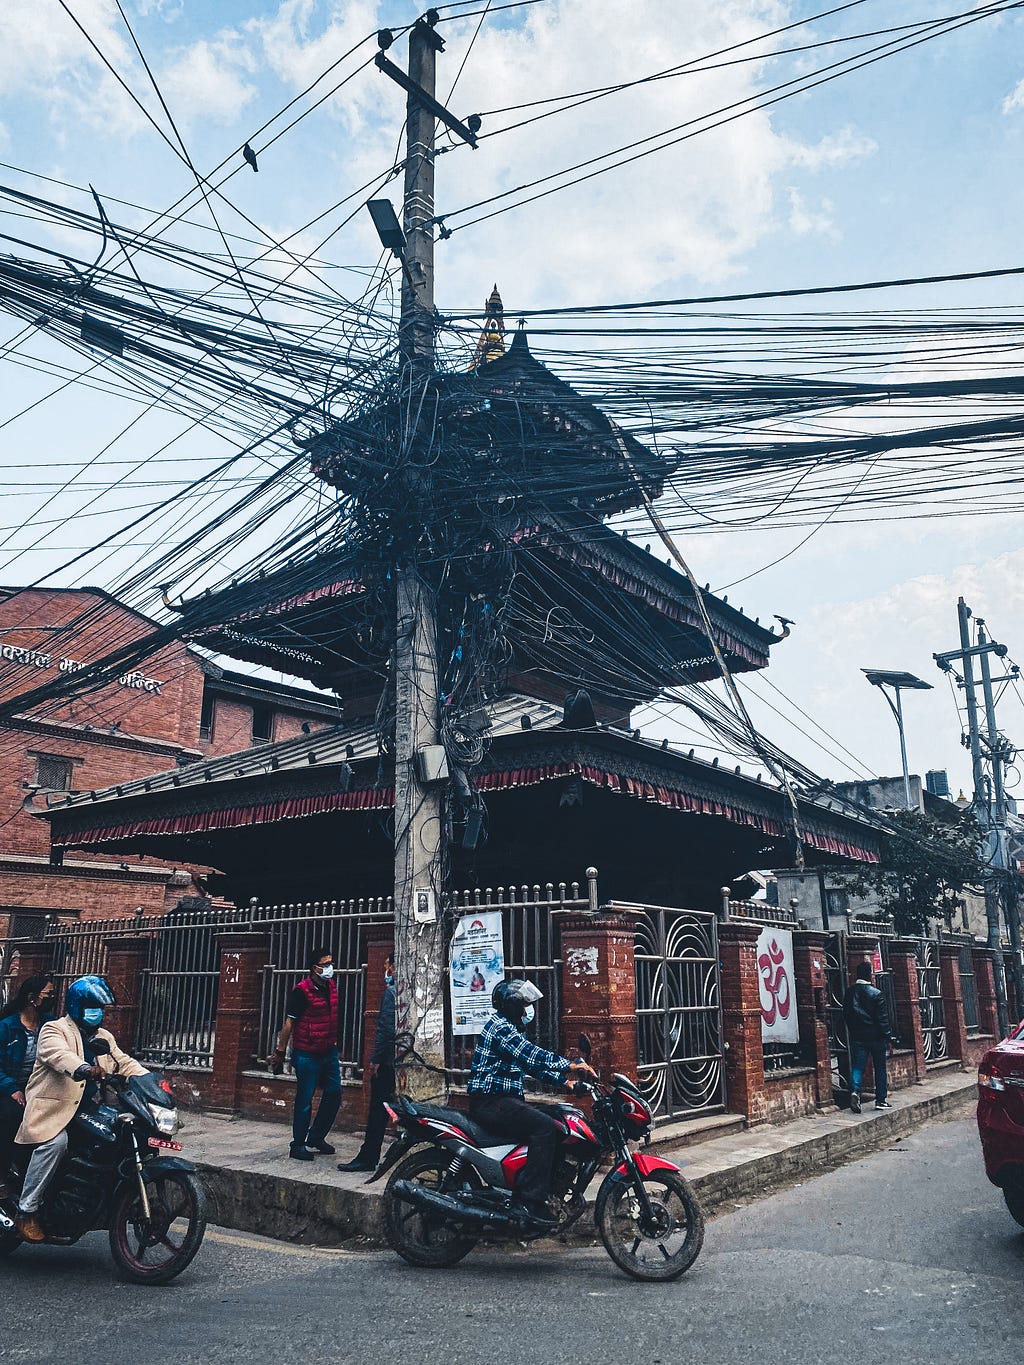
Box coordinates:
[763,1068,818,1122]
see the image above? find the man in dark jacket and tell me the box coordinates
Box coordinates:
[843,961,893,1113]
[339,953,396,1173]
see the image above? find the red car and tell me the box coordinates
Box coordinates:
[977,1019,1024,1228]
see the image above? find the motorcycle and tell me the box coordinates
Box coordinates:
[374,1036,704,1282]
[0,1045,206,1284]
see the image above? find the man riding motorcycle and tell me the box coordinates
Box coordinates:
[467,980,595,1228]
[13,974,146,1243]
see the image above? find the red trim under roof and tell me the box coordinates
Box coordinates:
[54,761,879,863]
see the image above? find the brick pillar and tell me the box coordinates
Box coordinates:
[938,944,968,1066]
[889,942,926,1080]
[973,946,999,1038]
[845,934,879,983]
[9,939,56,984]
[718,920,767,1125]
[103,937,151,1052]
[559,915,637,1080]
[358,923,395,1124]
[792,930,833,1108]
[210,932,269,1110]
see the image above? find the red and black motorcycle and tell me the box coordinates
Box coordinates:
[373,1039,704,1282]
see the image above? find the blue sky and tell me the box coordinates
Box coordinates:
[3,0,1024,795]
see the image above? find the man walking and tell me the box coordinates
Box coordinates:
[271,946,342,1160]
[843,961,893,1113]
[339,952,395,1174]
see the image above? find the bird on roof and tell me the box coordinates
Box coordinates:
[243,142,259,173]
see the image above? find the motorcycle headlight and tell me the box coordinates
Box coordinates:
[147,1102,178,1135]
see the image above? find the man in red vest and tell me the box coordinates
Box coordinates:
[271,946,342,1160]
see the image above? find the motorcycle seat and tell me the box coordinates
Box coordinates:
[400,1100,503,1149]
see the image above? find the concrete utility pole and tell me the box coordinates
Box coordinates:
[977,619,1024,1019]
[935,597,1015,1035]
[389,14,447,1095]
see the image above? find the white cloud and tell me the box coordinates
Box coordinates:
[786,187,838,239]
[783,125,877,169]
[160,36,258,127]
[1003,78,1024,114]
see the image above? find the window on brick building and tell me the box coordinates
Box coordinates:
[35,754,74,791]
[200,691,215,741]
[251,703,274,744]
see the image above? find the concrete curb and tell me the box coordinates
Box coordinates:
[193,1077,977,1249]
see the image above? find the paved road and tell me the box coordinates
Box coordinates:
[0,1113,1020,1365]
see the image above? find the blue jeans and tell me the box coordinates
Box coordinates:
[292,1047,342,1149]
[850,1039,888,1105]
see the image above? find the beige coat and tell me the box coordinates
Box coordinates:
[15,1015,146,1146]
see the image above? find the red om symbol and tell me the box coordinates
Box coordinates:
[759,937,791,1026]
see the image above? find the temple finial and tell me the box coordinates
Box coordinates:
[471,284,506,368]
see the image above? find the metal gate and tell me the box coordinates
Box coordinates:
[824,932,850,1092]
[634,906,724,1119]
[915,940,947,1063]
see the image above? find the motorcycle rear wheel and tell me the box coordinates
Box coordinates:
[109,1167,207,1285]
[596,1168,704,1282]
[384,1148,480,1269]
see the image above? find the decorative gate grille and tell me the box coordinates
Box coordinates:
[634,906,724,1119]
[915,940,947,1062]
[824,931,850,1091]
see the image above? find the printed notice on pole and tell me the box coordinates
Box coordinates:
[449,910,505,1036]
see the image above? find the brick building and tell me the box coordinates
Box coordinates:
[0,586,341,937]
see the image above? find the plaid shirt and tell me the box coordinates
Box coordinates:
[467,1013,571,1097]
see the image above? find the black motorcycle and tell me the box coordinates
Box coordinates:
[0,1052,206,1284]
[374,1036,704,1282]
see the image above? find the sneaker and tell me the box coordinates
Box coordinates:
[307,1140,336,1155]
[289,1145,315,1161]
[874,1101,893,1110]
[849,1092,861,1114]
[516,1199,557,1230]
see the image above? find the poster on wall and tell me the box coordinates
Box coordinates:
[757,925,799,1043]
[449,910,506,1036]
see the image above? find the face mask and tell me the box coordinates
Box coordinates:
[317,965,334,981]
[384,973,394,987]
[82,1007,104,1029]
[522,1004,535,1025]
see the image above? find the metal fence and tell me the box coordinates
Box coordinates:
[444,876,597,1082]
[253,898,393,1076]
[135,906,252,1067]
[634,904,724,1119]
[914,939,948,1063]
[939,931,981,1034]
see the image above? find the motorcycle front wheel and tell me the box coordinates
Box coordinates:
[595,1168,705,1282]
[384,1148,480,1269]
[109,1167,207,1285]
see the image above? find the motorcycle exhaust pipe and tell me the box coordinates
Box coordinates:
[392,1180,514,1229]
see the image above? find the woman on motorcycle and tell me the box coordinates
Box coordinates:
[0,974,55,1169]
[467,980,595,1228]
[14,975,145,1243]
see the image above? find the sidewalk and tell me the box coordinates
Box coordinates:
[178,1069,978,1248]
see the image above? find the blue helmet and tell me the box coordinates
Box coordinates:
[66,975,115,1026]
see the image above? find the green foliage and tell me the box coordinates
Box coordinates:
[841,809,986,937]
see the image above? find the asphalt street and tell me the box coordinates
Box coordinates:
[0,1112,1020,1365]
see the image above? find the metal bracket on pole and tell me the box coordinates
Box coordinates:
[374,52,480,148]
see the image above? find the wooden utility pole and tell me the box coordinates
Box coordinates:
[391,14,446,1095]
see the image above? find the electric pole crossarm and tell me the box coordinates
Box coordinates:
[375,50,480,148]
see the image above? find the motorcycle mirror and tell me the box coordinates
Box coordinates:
[90,1038,111,1056]
[577,1033,592,1061]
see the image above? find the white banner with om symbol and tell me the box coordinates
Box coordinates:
[756,926,799,1043]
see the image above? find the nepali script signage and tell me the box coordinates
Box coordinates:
[0,644,164,696]
[449,910,506,1037]
[757,925,799,1044]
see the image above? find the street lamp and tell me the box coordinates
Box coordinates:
[862,668,933,809]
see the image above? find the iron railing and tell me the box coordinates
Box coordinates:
[444,875,597,1082]
[914,939,948,1062]
[253,898,392,1076]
